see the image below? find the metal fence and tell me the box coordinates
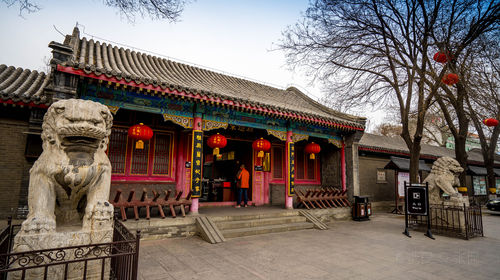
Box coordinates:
[0,218,140,280]
[409,203,483,240]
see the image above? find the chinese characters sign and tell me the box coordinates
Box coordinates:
[288,142,295,196]
[191,130,203,198]
[405,185,428,216]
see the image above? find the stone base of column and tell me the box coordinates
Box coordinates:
[285,196,294,209]
[189,198,200,215]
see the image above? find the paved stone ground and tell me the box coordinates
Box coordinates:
[139,212,500,280]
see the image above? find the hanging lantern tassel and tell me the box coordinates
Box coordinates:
[253,138,271,159]
[207,133,227,156]
[135,140,144,149]
[305,142,321,160]
[128,123,153,150]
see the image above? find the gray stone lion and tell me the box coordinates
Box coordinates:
[423,157,465,205]
[21,99,114,233]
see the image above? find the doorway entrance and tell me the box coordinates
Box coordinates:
[200,138,252,203]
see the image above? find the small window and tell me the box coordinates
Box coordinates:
[108,128,128,174]
[272,146,284,180]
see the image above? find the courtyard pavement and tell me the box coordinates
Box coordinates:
[138,212,500,280]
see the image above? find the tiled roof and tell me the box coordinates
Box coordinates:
[0,64,51,106]
[55,28,365,130]
[358,133,500,165]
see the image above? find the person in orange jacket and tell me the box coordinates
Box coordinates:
[236,164,250,208]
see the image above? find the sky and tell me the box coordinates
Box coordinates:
[0,0,384,129]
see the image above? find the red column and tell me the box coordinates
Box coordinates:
[285,130,293,209]
[341,141,346,192]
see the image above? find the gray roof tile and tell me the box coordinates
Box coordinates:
[58,28,365,130]
[359,133,499,165]
[0,65,51,106]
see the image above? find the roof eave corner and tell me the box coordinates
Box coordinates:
[48,41,74,66]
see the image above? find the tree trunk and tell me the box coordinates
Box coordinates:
[454,133,468,188]
[409,138,422,183]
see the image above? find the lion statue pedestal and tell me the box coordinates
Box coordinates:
[423,157,468,230]
[10,99,114,280]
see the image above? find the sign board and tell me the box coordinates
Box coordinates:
[254,165,263,171]
[191,130,203,198]
[403,182,434,239]
[397,172,409,197]
[405,185,428,216]
[287,142,295,196]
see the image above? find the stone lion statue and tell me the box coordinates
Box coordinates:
[423,157,465,205]
[21,99,114,233]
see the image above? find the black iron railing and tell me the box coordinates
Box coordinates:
[0,218,140,280]
[409,203,483,240]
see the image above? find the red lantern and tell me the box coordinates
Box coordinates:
[128,123,153,149]
[305,142,321,159]
[252,138,271,158]
[442,73,459,86]
[483,118,499,127]
[433,52,449,63]
[207,133,227,155]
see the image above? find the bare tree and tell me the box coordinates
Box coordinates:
[281,0,500,183]
[2,0,188,22]
[423,1,500,186]
[372,123,402,137]
[281,0,451,183]
[465,45,500,193]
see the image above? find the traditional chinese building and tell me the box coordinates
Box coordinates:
[0,27,366,217]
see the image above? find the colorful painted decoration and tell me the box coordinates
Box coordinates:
[252,138,271,158]
[483,118,499,127]
[207,133,227,155]
[433,52,449,63]
[305,142,321,159]
[128,123,153,149]
[442,73,459,86]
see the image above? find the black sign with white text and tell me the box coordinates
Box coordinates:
[405,185,428,216]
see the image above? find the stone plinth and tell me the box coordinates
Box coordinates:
[9,226,113,280]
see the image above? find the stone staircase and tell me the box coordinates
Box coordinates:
[211,211,314,239]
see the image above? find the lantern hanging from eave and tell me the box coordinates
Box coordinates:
[442,73,459,86]
[207,133,227,155]
[433,51,452,63]
[252,138,271,158]
[483,118,499,127]
[305,142,321,159]
[128,123,153,149]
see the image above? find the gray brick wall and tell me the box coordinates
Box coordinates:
[321,144,341,187]
[0,118,29,218]
[358,156,396,202]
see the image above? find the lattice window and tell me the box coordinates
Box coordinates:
[108,128,128,174]
[130,140,150,175]
[152,133,171,175]
[306,157,316,180]
[296,146,305,180]
[272,146,283,179]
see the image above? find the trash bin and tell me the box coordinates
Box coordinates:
[353,196,371,221]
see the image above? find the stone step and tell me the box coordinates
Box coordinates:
[222,222,314,239]
[217,216,307,230]
[210,210,300,222]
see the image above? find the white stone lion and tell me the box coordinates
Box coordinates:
[423,157,465,205]
[21,99,114,233]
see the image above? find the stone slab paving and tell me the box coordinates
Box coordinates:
[139,212,500,280]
